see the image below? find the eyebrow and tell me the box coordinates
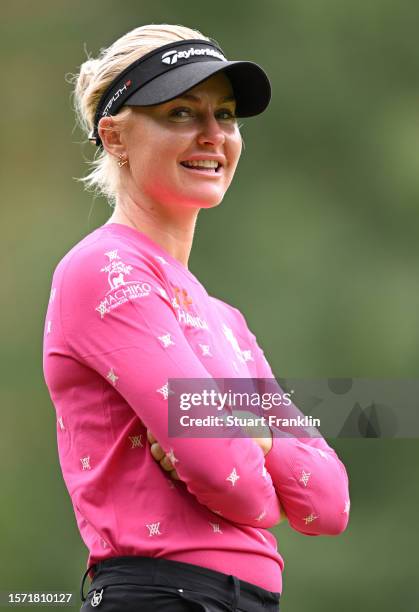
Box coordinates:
[173,94,236,104]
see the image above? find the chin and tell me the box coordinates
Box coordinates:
[184,189,226,209]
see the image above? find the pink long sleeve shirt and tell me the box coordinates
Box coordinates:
[43,223,350,593]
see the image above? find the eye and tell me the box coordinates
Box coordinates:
[216,108,237,122]
[169,107,193,121]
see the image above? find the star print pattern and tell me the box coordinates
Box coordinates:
[226,468,240,486]
[199,344,212,356]
[157,383,169,399]
[146,522,161,536]
[43,229,351,568]
[129,435,143,449]
[107,368,118,386]
[80,456,91,470]
[299,470,311,487]
[303,512,319,525]
[158,333,175,348]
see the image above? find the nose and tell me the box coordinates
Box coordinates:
[196,112,225,147]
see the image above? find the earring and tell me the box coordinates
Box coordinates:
[118,153,128,168]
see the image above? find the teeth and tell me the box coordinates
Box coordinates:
[182,160,219,169]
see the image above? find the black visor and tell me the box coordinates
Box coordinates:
[90,39,271,146]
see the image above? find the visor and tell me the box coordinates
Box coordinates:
[90,38,271,146]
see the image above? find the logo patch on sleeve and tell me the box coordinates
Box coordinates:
[95,250,151,318]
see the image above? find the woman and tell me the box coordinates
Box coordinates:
[43,24,350,612]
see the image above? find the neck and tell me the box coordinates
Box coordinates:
[106,192,200,269]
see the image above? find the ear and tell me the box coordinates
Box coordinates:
[98,116,125,158]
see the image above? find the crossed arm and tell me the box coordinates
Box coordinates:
[146,423,289,525]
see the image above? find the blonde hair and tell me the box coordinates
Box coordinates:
[71,24,212,205]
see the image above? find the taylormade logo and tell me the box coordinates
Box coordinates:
[102,80,132,116]
[161,47,226,65]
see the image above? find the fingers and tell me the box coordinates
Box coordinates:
[150,442,165,462]
[150,440,175,472]
[160,454,174,471]
[147,429,179,479]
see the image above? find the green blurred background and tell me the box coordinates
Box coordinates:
[1,0,418,610]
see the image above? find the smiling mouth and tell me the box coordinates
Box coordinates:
[180,161,222,173]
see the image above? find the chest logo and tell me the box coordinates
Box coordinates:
[171,285,209,330]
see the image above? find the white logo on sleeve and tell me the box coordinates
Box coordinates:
[57,416,65,431]
[157,383,170,399]
[226,467,240,486]
[209,522,223,534]
[303,512,319,525]
[105,250,119,261]
[96,250,152,318]
[299,470,311,487]
[146,522,162,536]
